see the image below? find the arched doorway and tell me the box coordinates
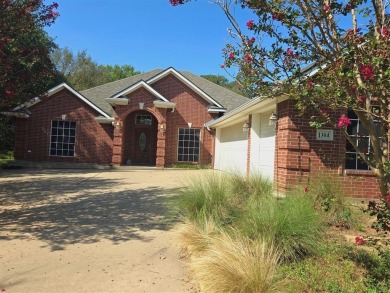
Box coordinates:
[123,110,158,166]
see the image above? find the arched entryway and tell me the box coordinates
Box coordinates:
[123,110,158,166]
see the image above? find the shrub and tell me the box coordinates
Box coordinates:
[307,174,354,228]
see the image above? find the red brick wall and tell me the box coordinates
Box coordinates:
[15,74,218,168]
[275,100,381,198]
[149,75,216,165]
[14,89,113,164]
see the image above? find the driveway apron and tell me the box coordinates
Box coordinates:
[0,168,207,292]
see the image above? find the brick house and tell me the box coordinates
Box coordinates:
[206,96,382,199]
[3,66,381,198]
[3,68,248,168]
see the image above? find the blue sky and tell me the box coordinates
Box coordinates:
[45,0,251,79]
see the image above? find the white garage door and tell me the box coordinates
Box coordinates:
[215,122,247,175]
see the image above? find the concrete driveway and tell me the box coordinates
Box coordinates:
[0,168,209,292]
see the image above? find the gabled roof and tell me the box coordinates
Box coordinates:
[13,83,111,118]
[80,67,249,116]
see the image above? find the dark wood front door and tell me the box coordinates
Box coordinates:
[134,128,153,165]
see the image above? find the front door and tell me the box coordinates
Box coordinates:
[134,128,153,165]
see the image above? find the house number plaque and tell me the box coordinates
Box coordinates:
[316,129,334,141]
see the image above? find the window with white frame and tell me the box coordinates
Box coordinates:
[178,128,200,162]
[49,120,76,157]
[345,110,380,170]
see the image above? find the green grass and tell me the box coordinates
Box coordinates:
[0,150,13,167]
[170,172,387,292]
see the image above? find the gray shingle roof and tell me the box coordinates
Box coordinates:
[80,68,249,117]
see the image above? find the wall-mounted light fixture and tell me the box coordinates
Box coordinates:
[269,113,278,126]
[159,123,166,132]
[187,122,192,129]
[243,121,251,132]
[139,102,144,110]
[61,114,67,121]
[115,121,122,130]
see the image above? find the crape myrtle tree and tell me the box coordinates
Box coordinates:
[0,0,60,110]
[170,0,390,197]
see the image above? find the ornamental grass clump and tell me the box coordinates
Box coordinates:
[238,193,324,261]
[190,229,291,293]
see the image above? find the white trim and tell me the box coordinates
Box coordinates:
[111,80,169,102]
[13,97,41,111]
[0,111,30,118]
[177,127,201,162]
[153,100,176,109]
[105,98,129,106]
[147,68,224,108]
[95,117,114,124]
[205,95,288,129]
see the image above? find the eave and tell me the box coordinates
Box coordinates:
[95,116,114,124]
[0,111,30,118]
[153,100,176,109]
[105,97,129,106]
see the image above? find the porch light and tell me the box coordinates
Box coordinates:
[61,114,66,120]
[139,102,144,109]
[159,123,166,132]
[243,121,251,132]
[115,121,122,130]
[269,113,278,126]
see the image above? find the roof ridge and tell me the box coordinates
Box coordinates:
[81,69,164,93]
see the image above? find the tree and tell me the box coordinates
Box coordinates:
[0,0,61,110]
[201,74,248,96]
[171,0,390,197]
[51,47,140,91]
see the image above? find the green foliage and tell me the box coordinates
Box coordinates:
[51,47,140,91]
[171,172,387,292]
[238,194,324,261]
[281,243,368,292]
[0,0,62,110]
[200,74,248,96]
[346,248,390,291]
[305,175,354,228]
[172,173,324,261]
[0,117,15,153]
[363,198,390,235]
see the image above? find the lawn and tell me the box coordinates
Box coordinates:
[169,173,390,293]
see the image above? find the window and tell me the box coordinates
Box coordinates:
[50,120,76,157]
[178,128,200,162]
[135,115,152,126]
[345,111,380,170]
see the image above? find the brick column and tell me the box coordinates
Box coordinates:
[112,117,123,165]
[156,129,166,168]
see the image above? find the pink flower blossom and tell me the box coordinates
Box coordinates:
[360,64,374,80]
[5,90,13,96]
[247,68,252,74]
[246,20,255,29]
[304,186,309,192]
[307,81,315,87]
[169,0,185,6]
[324,5,330,11]
[381,27,388,37]
[247,37,256,45]
[337,115,352,128]
[384,195,390,204]
[229,52,235,60]
[358,95,366,104]
[355,236,366,245]
[220,64,225,69]
[245,54,252,63]
[286,48,293,55]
